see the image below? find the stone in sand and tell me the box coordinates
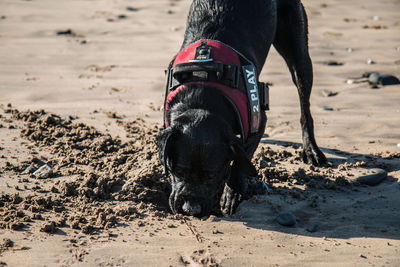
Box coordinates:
[126,6,139,12]
[276,213,296,227]
[56,29,73,35]
[323,106,334,111]
[369,73,400,86]
[322,90,338,97]
[33,164,53,179]
[356,168,387,186]
[323,60,343,66]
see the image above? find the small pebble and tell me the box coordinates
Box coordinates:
[57,29,72,35]
[276,213,296,227]
[126,6,139,12]
[323,106,334,111]
[323,60,343,66]
[397,143,400,148]
[322,89,338,97]
[33,164,53,179]
[368,73,380,84]
[372,16,380,21]
[356,168,387,186]
[347,48,353,53]
[367,58,376,65]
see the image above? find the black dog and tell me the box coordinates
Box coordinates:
[156,0,326,217]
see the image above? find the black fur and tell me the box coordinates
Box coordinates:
[156,0,326,217]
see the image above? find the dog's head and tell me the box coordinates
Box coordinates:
[156,109,256,217]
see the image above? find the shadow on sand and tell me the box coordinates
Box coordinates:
[223,139,400,241]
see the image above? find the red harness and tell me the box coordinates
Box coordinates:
[164,40,269,142]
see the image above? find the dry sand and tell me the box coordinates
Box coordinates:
[0,0,400,266]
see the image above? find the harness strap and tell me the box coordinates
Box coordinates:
[164,40,270,143]
[168,61,241,90]
[168,61,269,111]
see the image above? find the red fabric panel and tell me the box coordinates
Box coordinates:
[165,40,249,139]
[173,40,241,66]
[165,82,249,139]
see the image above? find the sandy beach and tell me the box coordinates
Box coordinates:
[0,0,399,266]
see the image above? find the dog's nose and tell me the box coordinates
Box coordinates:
[182,200,202,216]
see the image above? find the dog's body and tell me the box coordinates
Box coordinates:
[157,0,326,217]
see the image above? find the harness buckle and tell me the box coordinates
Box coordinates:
[258,82,270,111]
[166,68,174,91]
[190,41,213,62]
[222,64,240,88]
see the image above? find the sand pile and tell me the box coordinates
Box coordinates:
[2,106,396,237]
[0,104,399,266]
[0,107,170,234]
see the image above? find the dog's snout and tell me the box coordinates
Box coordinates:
[182,200,202,216]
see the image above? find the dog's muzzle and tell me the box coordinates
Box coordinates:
[182,200,202,216]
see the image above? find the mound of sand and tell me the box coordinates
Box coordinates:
[1,107,170,235]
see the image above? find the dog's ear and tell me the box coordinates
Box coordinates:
[230,141,257,177]
[155,127,179,175]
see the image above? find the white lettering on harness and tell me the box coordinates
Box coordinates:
[245,69,257,85]
[246,69,259,103]
[243,65,261,133]
[253,103,259,112]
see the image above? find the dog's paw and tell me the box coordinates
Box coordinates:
[220,184,243,216]
[302,145,327,166]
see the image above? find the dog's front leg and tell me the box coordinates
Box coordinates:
[220,114,267,216]
[220,162,248,216]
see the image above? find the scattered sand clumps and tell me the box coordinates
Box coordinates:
[0,107,170,234]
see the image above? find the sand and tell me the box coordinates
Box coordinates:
[0,0,400,266]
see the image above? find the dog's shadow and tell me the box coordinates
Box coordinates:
[221,139,400,241]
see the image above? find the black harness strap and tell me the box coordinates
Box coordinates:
[164,40,270,142]
[167,60,270,112]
